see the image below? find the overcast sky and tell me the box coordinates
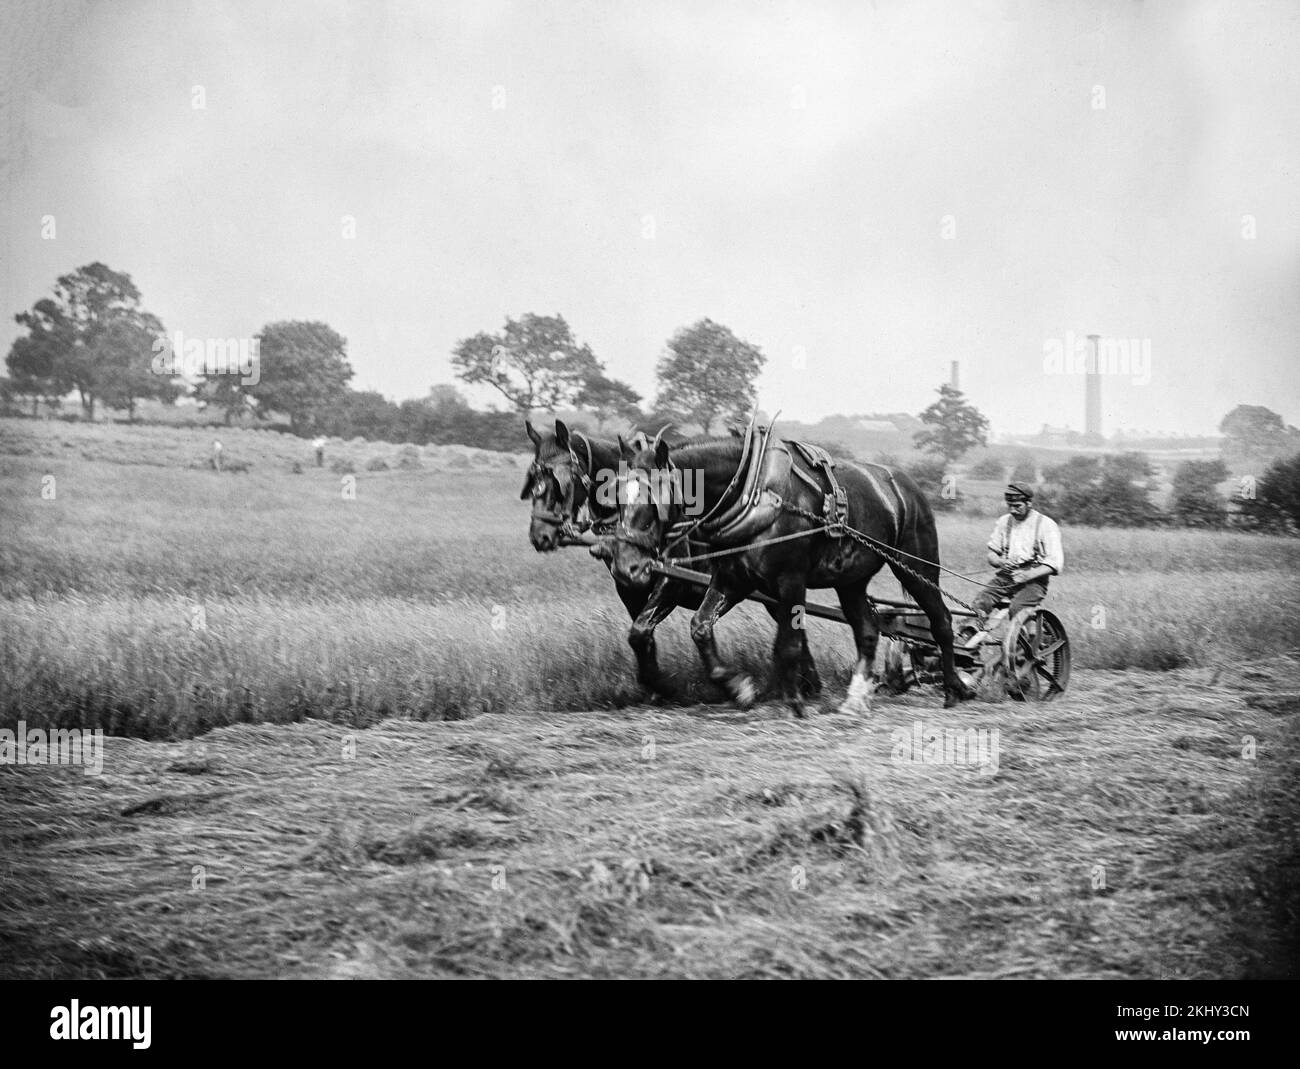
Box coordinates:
[2,0,1297,435]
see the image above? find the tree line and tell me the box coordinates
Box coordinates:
[3,264,769,448]
[5,261,1298,530]
[897,380,1300,532]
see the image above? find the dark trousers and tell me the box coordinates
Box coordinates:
[974,571,1048,618]
[316,449,324,467]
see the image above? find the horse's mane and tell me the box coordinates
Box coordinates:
[648,435,745,470]
[671,431,736,449]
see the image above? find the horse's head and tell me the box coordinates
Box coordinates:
[522,418,588,552]
[610,430,678,587]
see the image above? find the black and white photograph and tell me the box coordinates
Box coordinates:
[1,0,1296,1015]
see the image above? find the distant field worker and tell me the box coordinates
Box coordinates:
[313,436,327,467]
[212,439,223,473]
[973,482,1064,621]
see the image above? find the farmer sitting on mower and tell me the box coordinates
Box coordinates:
[972,482,1064,630]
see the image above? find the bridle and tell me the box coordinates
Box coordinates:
[613,416,764,558]
[528,431,606,537]
[613,462,683,552]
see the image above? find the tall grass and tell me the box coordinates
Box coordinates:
[3,418,1299,738]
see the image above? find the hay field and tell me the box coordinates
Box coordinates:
[1,417,1297,978]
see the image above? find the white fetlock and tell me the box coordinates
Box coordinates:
[733,675,757,708]
[838,672,875,715]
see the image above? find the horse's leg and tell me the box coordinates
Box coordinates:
[834,580,880,716]
[892,566,972,708]
[763,602,821,696]
[619,577,676,693]
[690,577,756,708]
[771,573,811,718]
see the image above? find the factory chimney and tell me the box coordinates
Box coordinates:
[1085,334,1102,439]
[950,360,960,391]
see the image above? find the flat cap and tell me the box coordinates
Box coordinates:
[1005,482,1034,500]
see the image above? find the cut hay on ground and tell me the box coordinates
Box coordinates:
[2,656,1296,979]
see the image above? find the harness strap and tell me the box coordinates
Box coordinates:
[708,426,777,542]
[663,415,762,553]
[786,442,850,536]
[571,431,595,492]
[1002,511,1044,565]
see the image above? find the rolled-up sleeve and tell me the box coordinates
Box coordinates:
[1039,517,1064,575]
[987,518,1005,554]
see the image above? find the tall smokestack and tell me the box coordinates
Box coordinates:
[1085,334,1102,439]
[950,360,959,391]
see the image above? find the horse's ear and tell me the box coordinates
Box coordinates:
[654,439,671,469]
[554,419,570,451]
[618,434,635,461]
[525,420,541,446]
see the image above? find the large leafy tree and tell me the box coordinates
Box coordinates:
[913,383,990,463]
[97,314,181,420]
[1039,452,1160,526]
[577,371,642,430]
[245,320,354,431]
[452,313,600,413]
[1236,452,1300,533]
[1219,404,1298,462]
[195,368,255,425]
[7,262,177,418]
[655,319,764,434]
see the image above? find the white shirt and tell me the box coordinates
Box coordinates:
[313,438,327,449]
[987,509,1064,575]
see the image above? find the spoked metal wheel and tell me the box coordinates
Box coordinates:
[1003,607,1070,701]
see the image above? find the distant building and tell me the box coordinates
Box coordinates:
[1036,423,1074,445]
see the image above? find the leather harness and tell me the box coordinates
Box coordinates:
[642,420,908,553]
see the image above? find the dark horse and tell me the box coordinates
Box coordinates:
[523,419,821,697]
[609,432,973,716]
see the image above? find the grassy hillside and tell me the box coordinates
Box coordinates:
[0,414,526,474]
